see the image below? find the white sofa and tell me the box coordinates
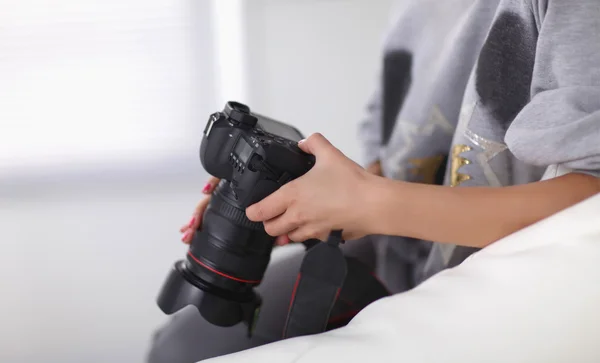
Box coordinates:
[205,193,600,363]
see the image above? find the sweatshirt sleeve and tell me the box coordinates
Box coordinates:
[505,0,600,178]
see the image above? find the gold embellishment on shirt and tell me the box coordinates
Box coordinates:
[450,144,472,187]
[383,105,455,181]
[408,155,446,184]
[463,129,508,187]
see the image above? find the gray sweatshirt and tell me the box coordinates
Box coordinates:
[358,0,600,281]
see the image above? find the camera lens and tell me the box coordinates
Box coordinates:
[186,181,274,292]
[157,180,274,327]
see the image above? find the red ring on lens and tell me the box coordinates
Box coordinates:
[187,251,261,284]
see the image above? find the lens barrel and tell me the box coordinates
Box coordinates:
[156,181,274,327]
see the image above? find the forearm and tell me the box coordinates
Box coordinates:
[366,173,600,248]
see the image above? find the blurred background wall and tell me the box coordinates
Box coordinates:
[0,0,395,362]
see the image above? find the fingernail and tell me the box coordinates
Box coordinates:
[202,183,211,194]
[298,139,306,145]
[182,231,191,242]
[188,216,196,228]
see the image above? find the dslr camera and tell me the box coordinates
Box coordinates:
[157,101,315,329]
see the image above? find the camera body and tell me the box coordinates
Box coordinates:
[201,101,314,207]
[157,102,314,329]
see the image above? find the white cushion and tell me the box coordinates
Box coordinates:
[204,194,600,363]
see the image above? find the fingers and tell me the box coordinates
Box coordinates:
[181,176,218,243]
[286,226,354,244]
[181,196,211,244]
[297,133,335,156]
[263,213,299,238]
[275,235,291,246]
[202,176,220,194]
[180,215,197,235]
[288,227,329,243]
[193,196,211,220]
[179,221,192,233]
[246,188,291,222]
[181,228,194,244]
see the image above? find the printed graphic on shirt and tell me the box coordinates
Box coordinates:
[475,12,537,128]
[448,11,538,188]
[382,50,413,146]
[383,106,454,182]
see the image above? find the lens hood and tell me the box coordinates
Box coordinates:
[157,260,261,328]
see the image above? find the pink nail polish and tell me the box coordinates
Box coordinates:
[182,231,190,242]
[298,139,306,145]
[188,217,196,228]
[202,183,211,194]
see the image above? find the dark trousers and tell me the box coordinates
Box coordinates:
[146,236,419,363]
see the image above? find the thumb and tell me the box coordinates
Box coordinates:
[298,133,334,156]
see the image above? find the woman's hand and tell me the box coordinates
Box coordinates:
[179,176,221,244]
[180,177,291,245]
[246,133,374,243]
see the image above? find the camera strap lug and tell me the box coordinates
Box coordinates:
[204,112,221,137]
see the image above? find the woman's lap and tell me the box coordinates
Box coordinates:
[146,238,388,363]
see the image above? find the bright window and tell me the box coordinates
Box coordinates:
[0,0,214,174]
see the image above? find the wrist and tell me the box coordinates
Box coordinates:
[356,173,402,236]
